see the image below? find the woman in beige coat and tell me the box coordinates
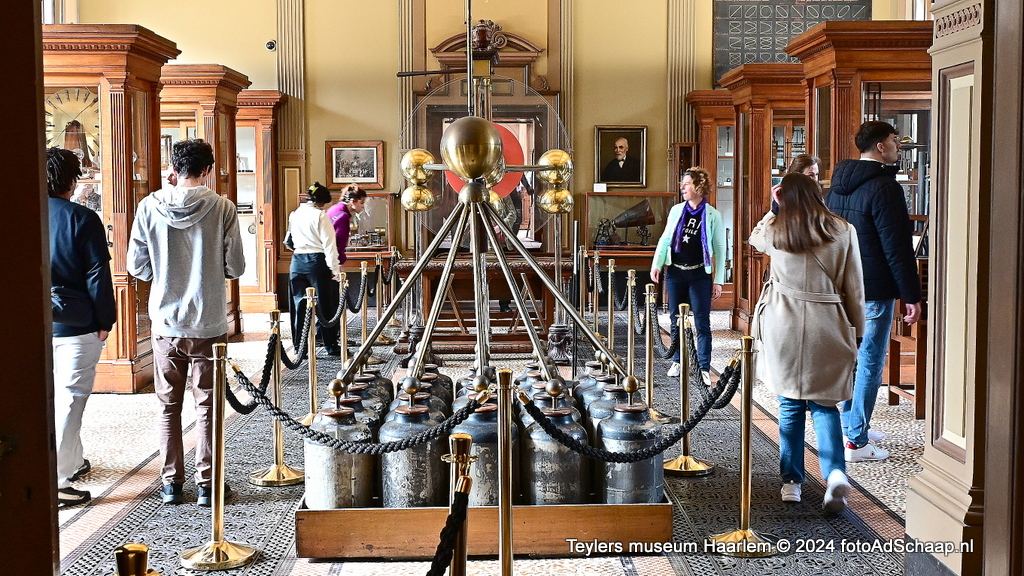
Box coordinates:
[749,173,865,513]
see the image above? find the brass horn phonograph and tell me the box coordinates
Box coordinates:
[595,199,657,247]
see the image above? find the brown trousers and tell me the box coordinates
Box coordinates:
[152,334,226,486]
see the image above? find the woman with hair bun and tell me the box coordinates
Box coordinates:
[326,183,368,264]
[286,182,342,355]
[651,166,728,382]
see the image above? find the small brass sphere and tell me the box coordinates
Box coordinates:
[458,181,487,204]
[622,374,640,395]
[472,374,489,393]
[329,378,346,399]
[545,377,565,399]
[537,149,574,185]
[400,375,420,396]
[440,116,504,181]
[400,148,436,184]
[488,190,508,218]
[538,186,574,214]
[401,184,436,212]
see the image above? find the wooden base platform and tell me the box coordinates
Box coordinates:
[295,495,674,559]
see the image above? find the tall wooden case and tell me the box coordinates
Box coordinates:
[236,90,285,314]
[43,25,180,393]
[159,65,251,335]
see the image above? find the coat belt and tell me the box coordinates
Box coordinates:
[772,281,842,303]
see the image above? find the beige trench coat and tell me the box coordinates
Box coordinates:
[749,212,866,405]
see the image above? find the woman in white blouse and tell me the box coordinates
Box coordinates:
[286,182,342,356]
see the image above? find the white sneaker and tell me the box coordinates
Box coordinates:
[823,470,850,514]
[780,482,801,503]
[867,429,887,443]
[701,370,712,386]
[844,442,890,463]
[667,363,681,377]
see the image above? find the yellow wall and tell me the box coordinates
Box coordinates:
[78,0,278,89]
[575,0,669,192]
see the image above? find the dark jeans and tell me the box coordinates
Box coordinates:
[289,253,340,351]
[666,265,712,369]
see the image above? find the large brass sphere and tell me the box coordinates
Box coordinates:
[400,148,436,184]
[488,190,508,218]
[400,184,436,212]
[537,148,574,185]
[482,159,507,188]
[538,186,574,214]
[440,116,504,181]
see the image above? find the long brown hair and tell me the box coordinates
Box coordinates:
[773,173,843,253]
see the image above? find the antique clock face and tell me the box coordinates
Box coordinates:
[44,87,101,170]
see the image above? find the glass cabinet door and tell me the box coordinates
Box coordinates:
[715,125,735,283]
[235,124,259,287]
[862,81,931,216]
[44,86,104,221]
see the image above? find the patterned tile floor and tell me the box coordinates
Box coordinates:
[59,310,919,575]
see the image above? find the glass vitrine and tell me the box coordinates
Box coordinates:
[862,81,931,217]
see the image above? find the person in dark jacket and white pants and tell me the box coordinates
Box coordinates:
[825,121,922,463]
[47,148,116,508]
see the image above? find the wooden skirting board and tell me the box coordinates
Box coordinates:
[294,495,673,559]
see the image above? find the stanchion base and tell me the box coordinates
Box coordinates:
[180,540,258,570]
[375,334,396,345]
[366,354,385,365]
[706,529,780,558]
[249,463,305,487]
[648,408,679,425]
[664,455,715,477]
[299,413,315,426]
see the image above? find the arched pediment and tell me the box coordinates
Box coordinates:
[430,20,544,67]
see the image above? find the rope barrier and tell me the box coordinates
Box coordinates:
[518,364,741,463]
[280,306,313,370]
[343,271,369,313]
[223,335,279,415]
[232,368,484,455]
[425,491,469,576]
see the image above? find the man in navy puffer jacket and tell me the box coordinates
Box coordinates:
[826,121,922,463]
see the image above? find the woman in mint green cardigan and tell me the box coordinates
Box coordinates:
[650,167,727,379]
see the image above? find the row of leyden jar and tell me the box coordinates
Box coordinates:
[304,361,665,510]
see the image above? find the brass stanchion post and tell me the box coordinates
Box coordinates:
[111,543,158,576]
[389,246,402,327]
[180,343,258,570]
[250,311,305,486]
[606,258,616,350]
[578,248,588,319]
[496,368,515,576]
[664,303,713,477]
[374,253,395,345]
[644,284,675,424]
[707,336,778,557]
[300,287,318,426]
[361,260,384,365]
[442,433,476,576]
[591,251,600,333]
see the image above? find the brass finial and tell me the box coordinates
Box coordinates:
[401,376,420,408]
[622,374,640,406]
[329,378,346,410]
[546,377,565,410]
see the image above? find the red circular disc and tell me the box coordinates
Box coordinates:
[445,122,525,198]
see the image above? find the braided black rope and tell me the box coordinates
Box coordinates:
[614,278,630,311]
[711,362,741,410]
[233,369,483,455]
[425,491,469,576]
[519,363,741,463]
[644,300,679,359]
[280,306,313,370]
[224,335,279,414]
[344,272,369,313]
[380,253,399,284]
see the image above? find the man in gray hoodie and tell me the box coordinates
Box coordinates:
[128,139,244,506]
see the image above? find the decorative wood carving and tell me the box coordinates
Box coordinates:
[934,3,982,38]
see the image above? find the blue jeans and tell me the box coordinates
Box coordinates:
[666,266,712,369]
[779,397,846,483]
[289,253,340,350]
[840,299,895,447]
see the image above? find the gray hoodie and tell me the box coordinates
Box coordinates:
[128,185,245,338]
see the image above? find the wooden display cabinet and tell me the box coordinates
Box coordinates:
[340,191,399,272]
[719,64,805,333]
[43,24,180,393]
[236,90,284,314]
[688,90,738,311]
[159,64,251,336]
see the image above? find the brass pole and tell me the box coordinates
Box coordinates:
[707,336,778,557]
[443,433,476,576]
[663,304,713,477]
[250,311,305,486]
[388,247,402,327]
[340,279,349,367]
[606,259,616,350]
[496,368,515,576]
[552,211,563,323]
[591,251,600,333]
[644,284,675,424]
[578,248,588,319]
[374,253,395,345]
[626,270,636,376]
[300,287,318,426]
[179,343,257,570]
[468,203,491,370]
[361,260,383,365]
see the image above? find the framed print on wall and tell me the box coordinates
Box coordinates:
[325,139,384,190]
[594,125,647,188]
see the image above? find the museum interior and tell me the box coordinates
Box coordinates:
[5,0,1024,575]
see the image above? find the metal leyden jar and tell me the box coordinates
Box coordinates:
[455,368,478,397]
[355,372,394,406]
[451,403,518,506]
[580,374,615,412]
[378,405,447,507]
[388,391,446,421]
[346,382,388,422]
[452,389,496,413]
[522,406,587,505]
[360,367,396,403]
[303,408,375,509]
[573,361,604,407]
[586,383,628,442]
[419,372,453,409]
[517,369,545,397]
[596,404,664,504]
[321,395,383,441]
[521,391,583,430]
[514,362,542,389]
[423,363,454,400]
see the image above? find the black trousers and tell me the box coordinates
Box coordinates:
[289,253,340,351]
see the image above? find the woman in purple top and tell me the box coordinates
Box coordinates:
[326,184,368,264]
